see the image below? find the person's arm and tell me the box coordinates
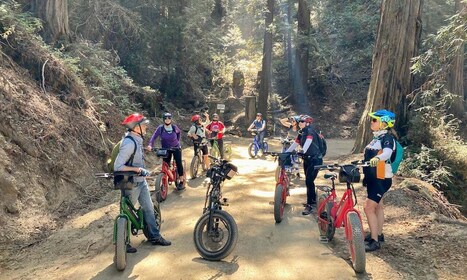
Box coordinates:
[301,130,314,154]
[285,142,299,153]
[219,122,226,134]
[203,113,210,126]
[175,125,181,142]
[114,139,140,173]
[247,121,255,131]
[280,118,291,127]
[187,125,197,139]
[259,120,266,132]
[147,126,161,149]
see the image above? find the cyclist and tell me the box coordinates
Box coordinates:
[147,112,185,190]
[114,113,171,250]
[362,109,397,251]
[285,115,324,215]
[188,113,210,169]
[279,115,300,139]
[247,113,266,151]
[206,113,226,159]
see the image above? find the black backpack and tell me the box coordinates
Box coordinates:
[317,132,327,157]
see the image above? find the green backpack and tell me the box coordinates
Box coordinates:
[382,134,404,174]
[106,136,137,172]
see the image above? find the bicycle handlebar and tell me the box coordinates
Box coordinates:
[314,161,370,170]
[95,171,153,179]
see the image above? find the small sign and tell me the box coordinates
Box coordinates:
[217,104,226,110]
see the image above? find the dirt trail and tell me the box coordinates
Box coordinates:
[1,137,464,280]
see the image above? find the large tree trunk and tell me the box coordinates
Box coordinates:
[33,0,70,44]
[286,0,294,95]
[258,0,275,120]
[353,0,423,153]
[294,0,310,112]
[447,0,466,117]
[211,0,226,25]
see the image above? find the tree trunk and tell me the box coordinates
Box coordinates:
[211,0,226,25]
[33,0,70,44]
[447,0,466,117]
[232,70,245,98]
[245,96,257,124]
[258,0,275,120]
[286,0,294,96]
[294,0,310,111]
[352,0,423,153]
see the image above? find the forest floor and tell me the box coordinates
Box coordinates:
[1,138,466,280]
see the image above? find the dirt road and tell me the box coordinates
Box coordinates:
[2,137,403,280]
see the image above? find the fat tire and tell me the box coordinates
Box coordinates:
[325,202,335,241]
[211,145,220,158]
[274,166,281,183]
[154,173,168,202]
[224,145,232,160]
[115,218,127,271]
[274,184,285,223]
[346,212,366,273]
[263,142,269,153]
[193,210,238,261]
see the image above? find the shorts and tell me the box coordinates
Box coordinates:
[194,143,208,156]
[366,178,392,203]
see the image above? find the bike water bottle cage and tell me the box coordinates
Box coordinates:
[338,165,361,183]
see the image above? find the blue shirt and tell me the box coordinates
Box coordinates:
[114,132,146,182]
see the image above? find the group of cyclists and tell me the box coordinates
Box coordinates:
[113,108,398,253]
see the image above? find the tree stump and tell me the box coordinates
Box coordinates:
[245,96,257,124]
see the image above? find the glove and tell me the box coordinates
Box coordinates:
[369,157,380,167]
[139,168,150,177]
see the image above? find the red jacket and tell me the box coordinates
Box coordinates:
[206,121,225,139]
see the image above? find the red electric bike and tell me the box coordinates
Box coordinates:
[265,152,291,223]
[314,161,369,273]
[153,148,186,202]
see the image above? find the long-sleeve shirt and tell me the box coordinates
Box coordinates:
[114,132,146,182]
[148,124,181,149]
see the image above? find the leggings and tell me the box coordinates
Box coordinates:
[303,157,323,204]
[163,148,184,176]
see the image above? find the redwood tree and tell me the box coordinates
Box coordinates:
[32,0,70,44]
[294,0,310,110]
[353,0,423,152]
[258,0,275,119]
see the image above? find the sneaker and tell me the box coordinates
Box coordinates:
[365,239,381,252]
[151,236,172,246]
[126,244,137,253]
[302,205,313,215]
[364,233,385,243]
[176,182,186,191]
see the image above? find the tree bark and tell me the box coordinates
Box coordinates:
[352,0,423,153]
[294,0,310,111]
[211,0,226,25]
[447,0,466,117]
[33,0,70,44]
[258,0,275,120]
[245,96,257,124]
[286,0,294,96]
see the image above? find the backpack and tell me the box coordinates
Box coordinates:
[318,132,327,157]
[106,136,137,172]
[382,134,404,174]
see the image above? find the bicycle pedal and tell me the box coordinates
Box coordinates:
[319,236,329,243]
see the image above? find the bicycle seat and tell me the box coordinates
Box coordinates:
[324,173,338,180]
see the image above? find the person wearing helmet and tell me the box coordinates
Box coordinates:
[279,115,300,139]
[114,113,171,249]
[247,113,267,152]
[362,109,397,252]
[206,113,226,158]
[147,112,186,190]
[188,113,209,169]
[285,114,323,215]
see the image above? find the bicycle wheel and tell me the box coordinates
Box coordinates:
[115,217,127,271]
[224,144,232,160]
[154,173,168,202]
[263,142,269,153]
[274,184,285,223]
[190,154,201,179]
[193,210,238,261]
[346,211,366,273]
[248,143,257,158]
[274,166,281,183]
[211,144,220,158]
[143,201,162,238]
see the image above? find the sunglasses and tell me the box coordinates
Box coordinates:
[371,118,378,123]
[298,120,306,123]
[164,116,172,120]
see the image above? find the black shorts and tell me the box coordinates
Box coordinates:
[194,143,208,155]
[366,178,392,203]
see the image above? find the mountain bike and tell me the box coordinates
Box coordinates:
[95,171,161,271]
[274,137,300,182]
[193,155,238,261]
[153,148,187,202]
[209,138,232,160]
[248,129,269,158]
[190,139,209,179]
[265,152,291,223]
[314,161,369,273]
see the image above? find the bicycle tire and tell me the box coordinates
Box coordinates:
[317,194,329,236]
[248,143,257,158]
[190,154,200,179]
[224,144,232,160]
[346,211,366,273]
[143,201,162,238]
[211,144,220,158]
[263,142,269,153]
[274,184,285,223]
[154,173,168,202]
[115,217,127,271]
[193,210,238,261]
[325,202,335,241]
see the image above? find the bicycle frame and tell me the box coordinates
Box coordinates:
[114,190,144,243]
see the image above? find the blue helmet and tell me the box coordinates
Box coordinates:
[368,109,395,128]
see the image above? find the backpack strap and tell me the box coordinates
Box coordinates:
[380,134,396,163]
[124,136,137,166]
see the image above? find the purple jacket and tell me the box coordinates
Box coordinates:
[149,124,181,149]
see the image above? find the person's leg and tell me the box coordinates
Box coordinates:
[306,159,320,204]
[364,199,379,241]
[201,145,209,169]
[163,151,172,167]
[218,139,224,159]
[376,199,384,235]
[258,133,265,150]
